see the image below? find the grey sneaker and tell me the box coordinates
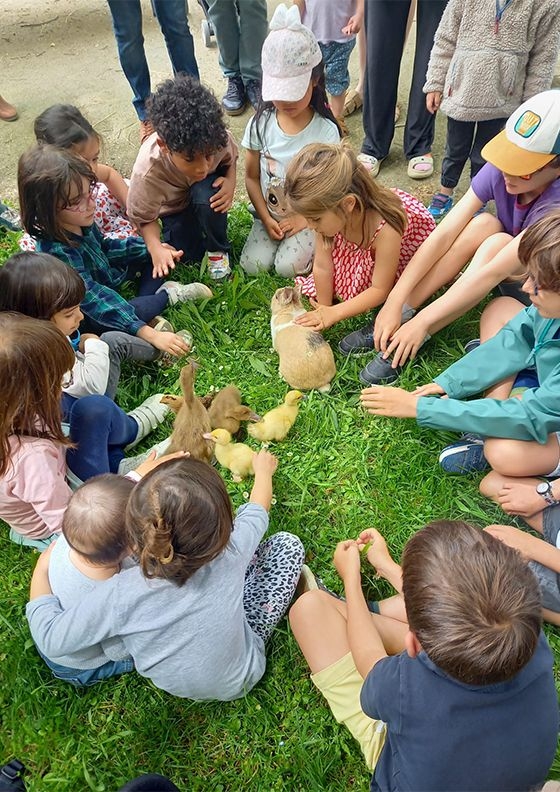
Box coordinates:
[125,394,170,451]
[359,352,401,385]
[157,281,213,305]
[338,325,374,356]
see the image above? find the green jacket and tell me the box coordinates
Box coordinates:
[417,306,560,442]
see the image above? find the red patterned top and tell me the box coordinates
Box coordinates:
[296,189,435,301]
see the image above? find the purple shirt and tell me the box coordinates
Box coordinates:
[471,163,560,236]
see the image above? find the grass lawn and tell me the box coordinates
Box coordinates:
[1,206,559,791]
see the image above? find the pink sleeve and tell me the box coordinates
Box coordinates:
[11,441,71,537]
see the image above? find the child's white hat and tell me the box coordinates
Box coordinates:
[482,90,560,176]
[261,3,322,103]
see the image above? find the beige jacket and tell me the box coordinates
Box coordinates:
[424,0,560,122]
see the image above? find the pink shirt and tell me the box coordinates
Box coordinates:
[0,436,71,540]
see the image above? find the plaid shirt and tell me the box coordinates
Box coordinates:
[37,224,151,335]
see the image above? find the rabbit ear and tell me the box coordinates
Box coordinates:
[293,283,302,298]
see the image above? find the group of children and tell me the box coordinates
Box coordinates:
[2,1,560,788]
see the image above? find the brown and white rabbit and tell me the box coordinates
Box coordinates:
[270,286,336,392]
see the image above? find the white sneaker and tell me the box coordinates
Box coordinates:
[157,281,213,306]
[118,437,172,475]
[207,251,231,280]
[151,315,175,333]
[125,394,170,451]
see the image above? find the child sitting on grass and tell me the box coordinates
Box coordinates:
[20,103,135,249]
[40,474,136,686]
[127,74,237,281]
[0,251,156,401]
[361,209,560,475]
[18,144,209,360]
[27,454,305,698]
[282,142,435,350]
[365,90,560,384]
[290,521,558,790]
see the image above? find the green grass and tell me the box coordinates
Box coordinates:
[1,206,559,790]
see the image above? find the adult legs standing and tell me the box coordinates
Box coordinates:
[152,0,199,81]
[362,0,411,161]
[206,0,267,113]
[403,0,448,160]
[362,0,447,163]
[107,0,151,120]
[107,0,198,121]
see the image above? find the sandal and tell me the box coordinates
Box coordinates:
[407,154,434,180]
[343,88,363,117]
[357,153,382,178]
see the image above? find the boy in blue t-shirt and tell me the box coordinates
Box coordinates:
[290,521,558,791]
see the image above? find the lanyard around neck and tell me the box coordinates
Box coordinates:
[495,0,513,33]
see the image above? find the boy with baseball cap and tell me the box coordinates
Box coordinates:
[353,89,560,388]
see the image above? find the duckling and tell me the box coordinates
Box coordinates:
[160,394,184,415]
[166,361,213,462]
[208,385,260,435]
[248,390,304,442]
[203,428,255,482]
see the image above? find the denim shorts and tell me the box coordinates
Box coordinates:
[528,505,560,613]
[318,39,356,96]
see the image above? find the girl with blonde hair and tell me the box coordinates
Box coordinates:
[284,142,434,384]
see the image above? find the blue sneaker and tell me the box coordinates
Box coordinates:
[428,192,453,221]
[438,433,488,474]
[338,324,374,355]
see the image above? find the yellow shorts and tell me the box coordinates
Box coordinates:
[311,651,386,771]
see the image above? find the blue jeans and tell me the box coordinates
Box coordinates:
[39,649,134,688]
[161,172,230,262]
[64,394,138,480]
[107,0,199,120]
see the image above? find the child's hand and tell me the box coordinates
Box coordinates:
[383,315,430,367]
[279,214,308,238]
[264,216,285,241]
[295,302,337,331]
[360,386,419,418]
[498,482,547,517]
[152,331,192,356]
[133,449,189,478]
[484,524,542,560]
[357,529,392,570]
[151,243,184,278]
[412,382,446,398]
[374,303,403,353]
[78,333,101,352]
[342,13,363,36]
[333,540,361,581]
[210,175,235,213]
[252,448,278,477]
[426,91,442,114]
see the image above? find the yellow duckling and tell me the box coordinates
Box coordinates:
[248,390,304,442]
[203,428,256,482]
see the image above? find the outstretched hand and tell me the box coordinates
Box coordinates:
[360,386,419,418]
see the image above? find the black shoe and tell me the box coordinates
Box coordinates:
[245,79,261,110]
[222,76,246,115]
[338,325,374,356]
[359,352,401,385]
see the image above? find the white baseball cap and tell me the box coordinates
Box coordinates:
[482,90,560,176]
[261,3,322,103]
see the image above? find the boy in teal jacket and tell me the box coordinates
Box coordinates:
[360,209,560,476]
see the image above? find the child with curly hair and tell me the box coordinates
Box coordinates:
[127,74,238,280]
